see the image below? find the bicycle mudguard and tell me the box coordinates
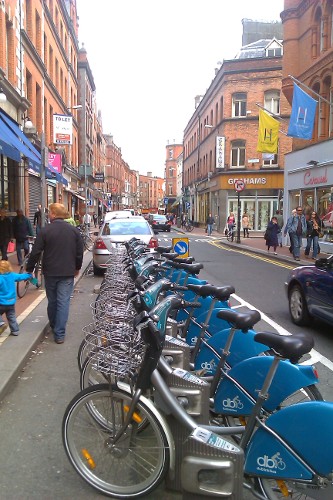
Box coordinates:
[245,401,333,479]
[193,328,267,372]
[213,356,319,415]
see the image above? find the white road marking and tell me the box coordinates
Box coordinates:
[233,292,333,371]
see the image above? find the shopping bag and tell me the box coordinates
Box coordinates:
[7,241,15,253]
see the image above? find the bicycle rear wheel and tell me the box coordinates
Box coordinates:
[16,266,30,298]
[62,384,170,498]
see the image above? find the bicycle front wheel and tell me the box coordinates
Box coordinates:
[84,235,94,251]
[62,384,170,498]
[16,266,30,298]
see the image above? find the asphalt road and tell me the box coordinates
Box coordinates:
[0,235,332,499]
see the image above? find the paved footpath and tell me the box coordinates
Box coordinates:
[0,229,331,401]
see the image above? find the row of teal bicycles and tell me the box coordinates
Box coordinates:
[62,238,333,499]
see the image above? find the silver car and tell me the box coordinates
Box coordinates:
[92,215,158,275]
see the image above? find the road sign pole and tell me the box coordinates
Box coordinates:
[236,191,241,244]
[234,179,245,244]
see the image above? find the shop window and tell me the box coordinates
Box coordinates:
[232,93,247,117]
[231,140,245,167]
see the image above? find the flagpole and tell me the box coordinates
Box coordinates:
[255,103,288,135]
[288,74,330,106]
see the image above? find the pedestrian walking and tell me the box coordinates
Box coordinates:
[0,209,13,261]
[0,260,32,336]
[12,209,34,266]
[304,211,323,260]
[33,204,42,235]
[206,213,215,236]
[284,208,296,254]
[64,211,77,226]
[82,212,92,227]
[92,212,98,227]
[227,212,235,231]
[26,203,84,344]
[284,206,307,261]
[242,212,250,238]
[275,210,283,247]
[264,216,281,254]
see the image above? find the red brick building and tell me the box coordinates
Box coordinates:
[281,0,333,252]
[165,142,183,213]
[138,173,164,213]
[183,25,292,232]
[0,0,81,220]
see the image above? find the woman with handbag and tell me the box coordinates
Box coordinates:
[304,211,323,260]
[0,209,13,261]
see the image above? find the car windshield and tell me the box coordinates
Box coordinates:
[102,220,151,236]
[153,215,167,221]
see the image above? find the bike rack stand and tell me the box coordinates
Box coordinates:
[162,335,190,370]
[156,343,244,498]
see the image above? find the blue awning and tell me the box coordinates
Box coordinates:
[0,119,21,162]
[0,113,40,172]
[0,111,68,185]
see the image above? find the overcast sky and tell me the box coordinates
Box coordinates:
[77,0,284,177]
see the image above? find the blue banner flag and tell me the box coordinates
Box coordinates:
[287,83,318,140]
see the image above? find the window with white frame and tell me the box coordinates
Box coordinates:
[231,140,246,167]
[262,152,278,167]
[232,93,247,117]
[267,47,282,57]
[264,90,280,115]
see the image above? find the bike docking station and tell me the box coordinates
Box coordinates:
[155,342,244,498]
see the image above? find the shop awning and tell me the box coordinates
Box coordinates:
[0,111,68,184]
[0,119,21,162]
[0,114,40,171]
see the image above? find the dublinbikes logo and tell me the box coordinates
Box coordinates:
[222,396,244,411]
[200,359,217,373]
[257,452,286,473]
[190,335,198,346]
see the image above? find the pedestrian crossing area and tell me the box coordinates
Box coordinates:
[157,236,220,243]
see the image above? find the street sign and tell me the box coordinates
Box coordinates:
[164,197,169,205]
[234,179,245,192]
[185,202,191,210]
[172,237,189,258]
[94,172,104,182]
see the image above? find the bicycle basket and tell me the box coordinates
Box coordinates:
[86,323,145,379]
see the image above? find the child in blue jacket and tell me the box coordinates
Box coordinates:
[0,260,32,336]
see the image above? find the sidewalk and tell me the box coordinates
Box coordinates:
[0,250,93,401]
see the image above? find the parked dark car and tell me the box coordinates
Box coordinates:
[148,214,172,232]
[285,255,333,326]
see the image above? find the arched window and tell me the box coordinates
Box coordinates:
[231,140,246,168]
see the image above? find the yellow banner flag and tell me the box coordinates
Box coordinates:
[257,108,280,153]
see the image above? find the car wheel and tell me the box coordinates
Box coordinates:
[93,262,104,276]
[167,228,171,232]
[289,284,312,326]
